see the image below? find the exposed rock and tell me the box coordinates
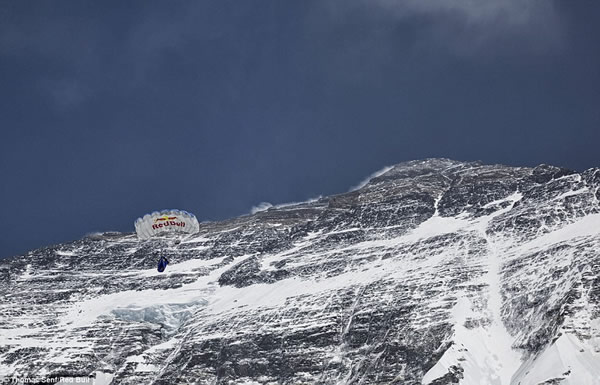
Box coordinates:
[1,158,600,384]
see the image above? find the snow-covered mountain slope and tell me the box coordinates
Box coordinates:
[1,158,600,385]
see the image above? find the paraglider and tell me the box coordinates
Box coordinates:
[134,209,199,272]
[157,256,169,272]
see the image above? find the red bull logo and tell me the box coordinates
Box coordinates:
[152,215,186,230]
[154,215,177,223]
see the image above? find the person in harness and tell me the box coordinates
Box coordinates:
[157,256,169,272]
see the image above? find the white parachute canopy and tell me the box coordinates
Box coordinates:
[134,209,200,239]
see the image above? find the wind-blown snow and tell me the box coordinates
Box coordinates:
[348,165,393,191]
[250,196,322,214]
[250,202,273,214]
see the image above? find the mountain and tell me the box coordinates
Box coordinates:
[1,158,599,385]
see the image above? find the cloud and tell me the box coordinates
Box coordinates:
[44,79,91,110]
[375,0,546,25]
[322,0,563,54]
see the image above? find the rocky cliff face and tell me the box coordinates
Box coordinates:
[1,159,599,385]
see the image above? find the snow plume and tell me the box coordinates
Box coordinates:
[250,202,273,214]
[250,196,323,214]
[349,165,393,191]
[85,231,123,240]
[85,232,105,239]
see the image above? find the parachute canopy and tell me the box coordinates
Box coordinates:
[134,209,199,239]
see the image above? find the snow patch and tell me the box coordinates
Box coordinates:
[423,193,524,385]
[92,371,114,385]
[553,187,589,201]
[404,212,470,242]
[18,264,32,281]
[422,294,521,385]
[518,213,600,253]
[56,250,78,256]
[112,302,200,334]
[513,333,600,385]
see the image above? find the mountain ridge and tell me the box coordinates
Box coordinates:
[1,158,599,385]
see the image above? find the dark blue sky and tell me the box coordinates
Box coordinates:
[1,1,599,258]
